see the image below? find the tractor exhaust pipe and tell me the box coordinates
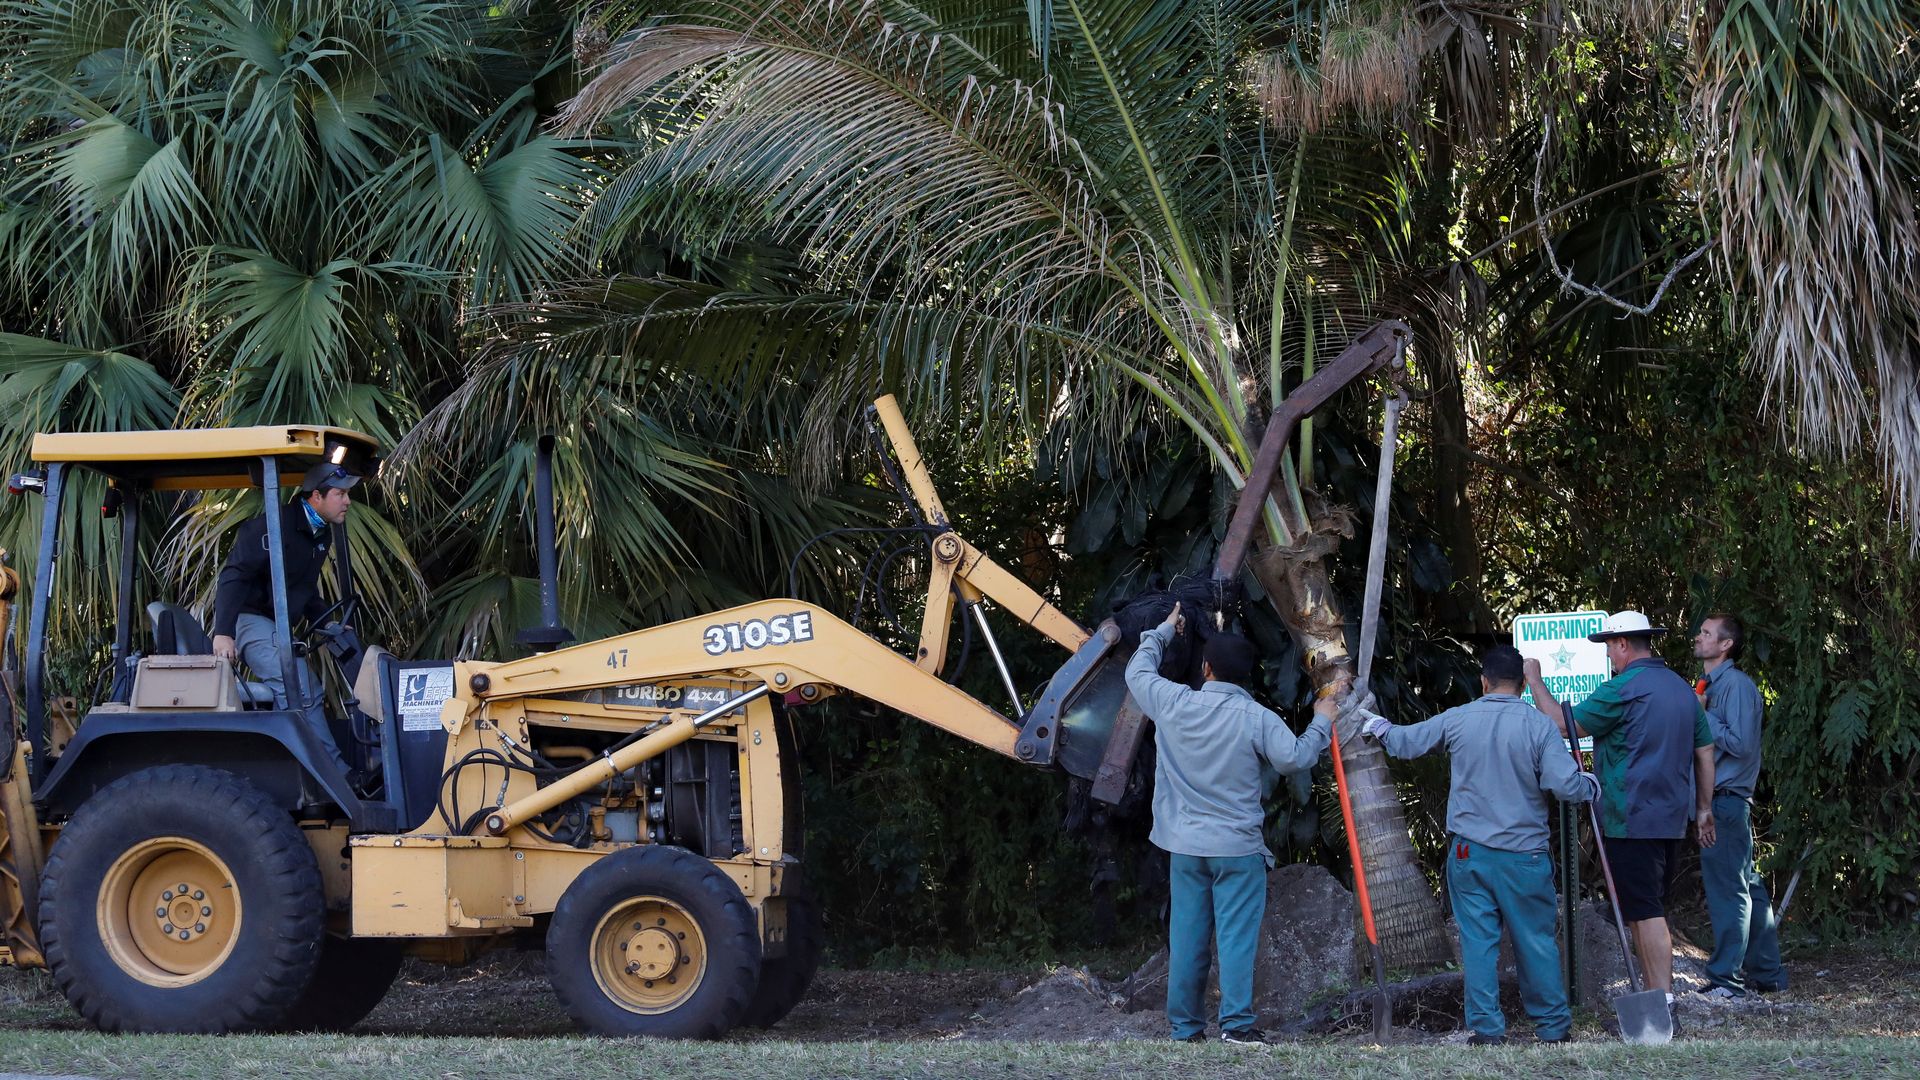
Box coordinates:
[516,434,575,652]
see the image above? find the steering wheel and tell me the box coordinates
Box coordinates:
[306,594,360,634]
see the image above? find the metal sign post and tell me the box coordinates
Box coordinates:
[1511,610,1609,1006]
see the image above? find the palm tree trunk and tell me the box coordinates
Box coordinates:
[1250,519,1454,972]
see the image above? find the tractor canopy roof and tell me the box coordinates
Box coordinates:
[28,425,382,492]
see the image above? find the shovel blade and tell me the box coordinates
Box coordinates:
[1612,989,1673,1045]
[1370,990,1392,1043]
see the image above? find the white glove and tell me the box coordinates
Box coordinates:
[1360,712,1392,741]
[1577,770,1601,801]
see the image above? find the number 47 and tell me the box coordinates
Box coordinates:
[606,649,628,668]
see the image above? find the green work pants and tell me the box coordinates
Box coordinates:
[1702,794,1787,992]
[1166,852,1265,1039]
[1447,836,1570,1040]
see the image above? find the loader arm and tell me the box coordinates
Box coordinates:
[466,599,1056,835]
[476,600,1039,753]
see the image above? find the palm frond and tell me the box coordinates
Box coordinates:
[1696,1,1920,521]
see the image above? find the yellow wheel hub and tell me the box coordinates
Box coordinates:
[97,837,242,988]
[590,896,707,1014]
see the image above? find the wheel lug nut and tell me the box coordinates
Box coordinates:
[178,930,190,941]
[193,890,205,900]
[178,883,189,894]
[195,923,207,933]
[163,890,174,901]
[201,906,212,917]
[633,922,642,930]
[156,907,167,919]
[656,918,666,927]
[619,942,627,951]
[677,931,686,940]
[667,975,676,984]
[643,979,654,988]
[163,924,175,934]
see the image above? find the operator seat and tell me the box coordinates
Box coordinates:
[145,601,275,706]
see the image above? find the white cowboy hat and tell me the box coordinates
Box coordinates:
[1588,610,1667,641]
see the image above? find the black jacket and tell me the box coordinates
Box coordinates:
[212,502,333,638]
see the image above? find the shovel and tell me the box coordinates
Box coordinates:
[1561,723,1672,1044]
[1332,383,1407,1044]
[1328,710,1392,1043]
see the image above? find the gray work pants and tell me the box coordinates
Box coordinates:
[234,613,349,771]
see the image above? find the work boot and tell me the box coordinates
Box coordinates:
[1177,1031,1207,1044]
[1219,1027,1270,1045]
[1536,1031,1572,1045]
[1466,1032,1506,1046]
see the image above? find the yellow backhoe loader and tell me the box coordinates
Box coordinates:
[0,324,1404,1039]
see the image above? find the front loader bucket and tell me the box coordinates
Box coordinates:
[1024,622,1148,806]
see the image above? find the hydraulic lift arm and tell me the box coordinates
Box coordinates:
[867,396,1088,710]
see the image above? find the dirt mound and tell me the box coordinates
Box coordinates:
[944,967,1165,1042]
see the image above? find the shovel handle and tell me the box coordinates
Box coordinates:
[1562,722,1646,994]
[1329,717,1380,949]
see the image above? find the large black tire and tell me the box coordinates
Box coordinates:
[39,765,325,1033]
[547,845,761,1039]
[278,935,405,1032]
[740,878,822,1028]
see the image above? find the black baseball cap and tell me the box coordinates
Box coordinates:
[301,463,362,494]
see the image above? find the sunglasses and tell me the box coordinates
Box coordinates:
[310,464,356,491]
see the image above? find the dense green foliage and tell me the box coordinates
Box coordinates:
[1473,348,1920,940]
[0,0,874,667]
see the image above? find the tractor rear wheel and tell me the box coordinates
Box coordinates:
[546,845,760,1039]
[39,765,325,1033]
[278,935,405,1031]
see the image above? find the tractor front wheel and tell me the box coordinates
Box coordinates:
[546,845,760,1039]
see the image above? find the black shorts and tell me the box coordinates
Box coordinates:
[1600,835,1678,922]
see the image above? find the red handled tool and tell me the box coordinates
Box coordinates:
[1329,709,1391,1042]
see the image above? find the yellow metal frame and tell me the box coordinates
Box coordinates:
[347,399,1095,946]
[476,600,1026,757]
[869,396,1088,669]
[30,426,379,491]
[0,742,43,968]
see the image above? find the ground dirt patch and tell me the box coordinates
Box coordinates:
[3,936,1918,1047]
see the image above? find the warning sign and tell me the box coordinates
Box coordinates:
[1513,610,1609,753]
[1513,610,1610,707]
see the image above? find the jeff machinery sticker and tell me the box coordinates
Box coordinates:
[397,665,456,732]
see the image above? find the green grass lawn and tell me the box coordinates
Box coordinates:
[0,1031,1914,1080]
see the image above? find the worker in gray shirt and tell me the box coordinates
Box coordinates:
[1359,644,1598,1045]
[1126,602,1333,1045]
[1692,613,1787,995]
